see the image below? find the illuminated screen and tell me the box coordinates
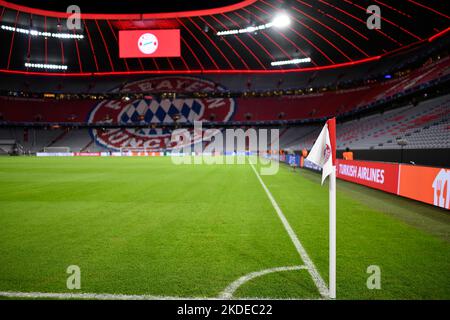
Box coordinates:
[119,29,181,58]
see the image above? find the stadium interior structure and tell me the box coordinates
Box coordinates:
[0,0,449,302]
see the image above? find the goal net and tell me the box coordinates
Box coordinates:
[0,139,21,155]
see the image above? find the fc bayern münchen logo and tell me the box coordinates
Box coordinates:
[138,33,158,54]
[323,144,331,163]
[88,77,235,151]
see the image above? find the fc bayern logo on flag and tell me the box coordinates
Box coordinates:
[88,77,235,151]
[138,33,158,54]
[323,144,331,163]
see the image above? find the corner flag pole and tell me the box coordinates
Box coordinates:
[327,118,337,299]
[305,117,337,298]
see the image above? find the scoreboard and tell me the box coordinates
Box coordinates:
[119,29,181,58]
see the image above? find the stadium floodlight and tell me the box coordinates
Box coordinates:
[272,13,291,28]
[1,24,84,39]
[25,63,68,70]
[271,57,311,66]
[217,23,272,36]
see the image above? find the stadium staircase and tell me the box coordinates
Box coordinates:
[46,130,69,148]
[80,140,94,152]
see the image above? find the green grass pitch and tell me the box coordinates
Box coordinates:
[0,156,449,299]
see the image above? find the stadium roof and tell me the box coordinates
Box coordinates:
[1,0,249,14]
[0,0,448,75]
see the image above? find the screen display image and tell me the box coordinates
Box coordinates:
[119,29,181,58]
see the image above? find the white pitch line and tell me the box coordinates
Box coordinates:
[219,265,307,299]
[0,291,207,300]
[0,290,327,300]
[249,162,329,298]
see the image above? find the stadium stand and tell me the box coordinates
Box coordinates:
[284,94,449,151]
[1,92,447,154]
[0,56,448,125]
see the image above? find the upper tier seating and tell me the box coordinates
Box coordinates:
[1,93,448,153]
[286,95,449,150]
[0,56,448,124]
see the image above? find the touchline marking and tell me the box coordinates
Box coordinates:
[0,266,310,300]
[219,265,307,299]
[0,290,326,300]
[0,291,206,300]
[249,162,330,298]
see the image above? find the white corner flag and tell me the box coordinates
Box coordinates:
[306,118,337,299]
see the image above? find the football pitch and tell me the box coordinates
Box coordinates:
[0,156,449,300]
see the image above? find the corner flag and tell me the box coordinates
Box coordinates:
[306,118,337,299]
[306,118,336,184]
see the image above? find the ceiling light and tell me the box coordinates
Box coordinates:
[217,12,291,36]
[25,63,68,70]
[1,24,84,39]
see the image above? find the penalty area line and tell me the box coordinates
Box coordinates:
[249,162,329,299]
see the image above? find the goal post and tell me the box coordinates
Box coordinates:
[0,139,23,155]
